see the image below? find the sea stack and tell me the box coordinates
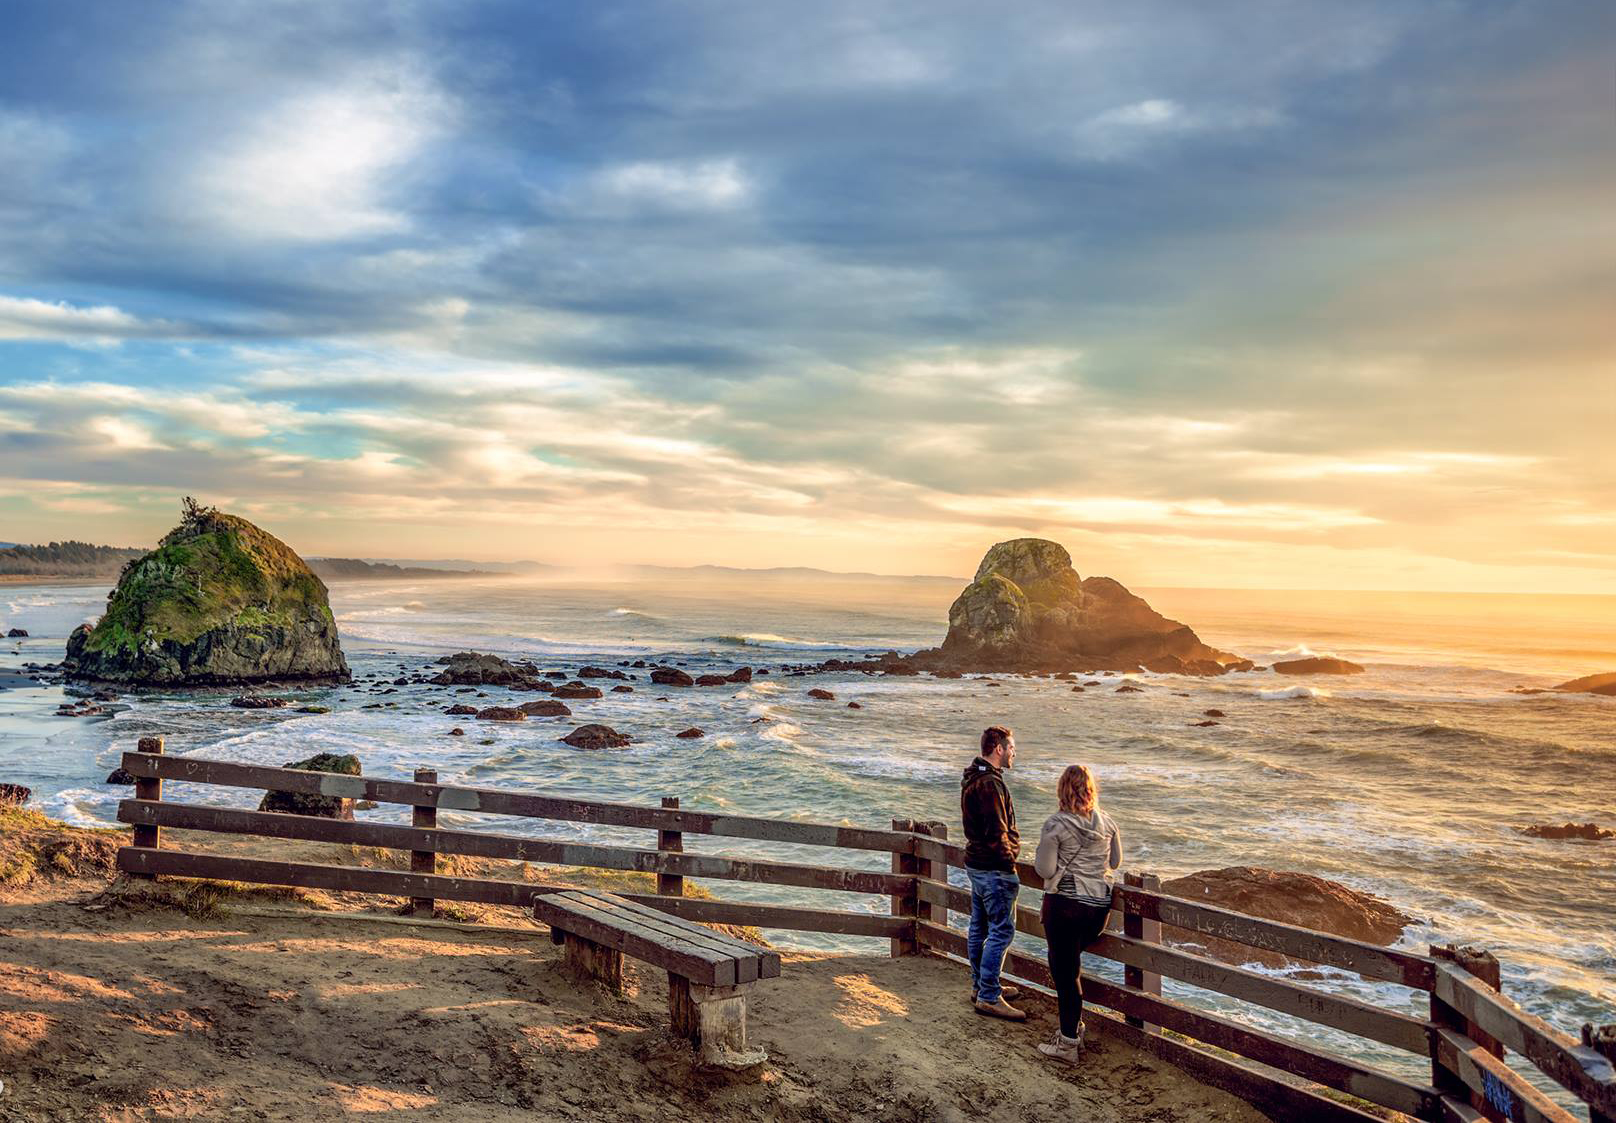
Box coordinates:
[63,499,350,686]
[923,538,1246,674]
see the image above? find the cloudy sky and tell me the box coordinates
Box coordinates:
[1,1,1611,589]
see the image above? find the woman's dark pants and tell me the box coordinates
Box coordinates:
[1042,893,1111,1038]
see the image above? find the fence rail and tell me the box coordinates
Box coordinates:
[111,740,1615,1123]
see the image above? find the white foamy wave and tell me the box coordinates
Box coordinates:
[760,722,804,743]
[1264,643,1339,660]
[742,680,782,695]
[1258,685,1329,700]
[402,601,427,612]
[610,607,658,619]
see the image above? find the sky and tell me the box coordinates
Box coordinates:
[0,1,1612,591]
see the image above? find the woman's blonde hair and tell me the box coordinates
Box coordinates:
[1057,764,1098,814]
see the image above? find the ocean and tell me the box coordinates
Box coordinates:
[4,573,1614,1104]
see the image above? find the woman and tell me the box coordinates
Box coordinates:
[1033,763,1121,1063]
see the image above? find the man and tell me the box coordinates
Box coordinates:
[961,725,1026,1020]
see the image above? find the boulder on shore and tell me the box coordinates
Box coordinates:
[915,539,1243,675]
[560,724,631,750]
[475,706,525,722]
[1160,867,1414,969]
[1272,656,1365,676]
[0,783,31,806]
[1553,672,1616,696]
[1520,822,1614,841]
[554,682,604,700]
[63,500,350,687]
[257,753,361,819]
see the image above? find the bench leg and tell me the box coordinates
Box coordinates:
[561,932,623,993]
[668,974,766,1068]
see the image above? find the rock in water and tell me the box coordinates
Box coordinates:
[1554,672,1616,696]
[1272,656,1365,676]
[1160,867,1414,968]
[560,724,632,750]
[62,501,349,686]
[1520,822,1614,840]
[258,752,361,819]
[932,539,1240,673]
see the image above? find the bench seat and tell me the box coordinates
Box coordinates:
[534,889,780,1066]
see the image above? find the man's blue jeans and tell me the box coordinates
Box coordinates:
[967,867,1020,1003]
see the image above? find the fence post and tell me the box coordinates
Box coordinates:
[1430,945,1505,1117]
[658,796,684,897]
[916,820,948,932]
[1123,871,1163,1032]
[409,768,437,915]
[129,736,164,879]
[890,818,920,957]
[1583,1025,1616,1123]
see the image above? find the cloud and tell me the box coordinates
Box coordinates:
[0,295,179,342]
[188,62,451,242]
[588,159,752,213]
[0,1,1609,588]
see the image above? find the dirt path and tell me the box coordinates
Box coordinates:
[0,871,1268,1122]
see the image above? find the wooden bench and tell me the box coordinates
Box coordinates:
[533,889,781,1067]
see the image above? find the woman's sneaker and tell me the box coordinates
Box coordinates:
[1036,1026,1084,1063]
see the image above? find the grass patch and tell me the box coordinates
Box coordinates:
[0,807,124,889]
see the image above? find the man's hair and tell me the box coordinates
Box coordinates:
[980,726,1013,758]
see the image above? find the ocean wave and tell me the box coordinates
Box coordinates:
[610,607,659,620]
[1262,643,1341,660]
[705,632,828,648]
[1258,685,1329,700]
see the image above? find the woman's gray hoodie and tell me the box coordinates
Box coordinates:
[1033,809,1122,904]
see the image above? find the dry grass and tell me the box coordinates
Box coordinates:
[0,807,123,889]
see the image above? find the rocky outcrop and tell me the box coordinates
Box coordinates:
[1273,657,1364,676]
[258,753,361,819]
[675,727,705,739]
[6,628,27,638]
[554,682,603,699]
[560,724,632,750]
[920,539,1243,674]
[1520,822,1614,841]
[1160,867,1414,968]
[0,783,30,806]
[1554,672,1616,696]
[63,501,349,686]
[475,706,525,722]
[651,668,694,687]
[431,652,532,686]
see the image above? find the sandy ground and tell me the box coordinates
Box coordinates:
[0,816,1268,1122]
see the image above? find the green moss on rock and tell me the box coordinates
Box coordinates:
[64,503,350,686]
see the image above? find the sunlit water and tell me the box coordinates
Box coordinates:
[4,575,1613,1105]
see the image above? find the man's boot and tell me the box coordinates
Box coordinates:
[974,996,1028,1021]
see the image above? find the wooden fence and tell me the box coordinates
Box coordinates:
[114,738,1616,1123]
